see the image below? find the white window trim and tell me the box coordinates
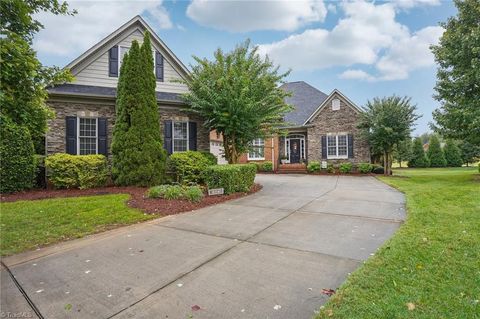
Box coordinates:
[118,46,156,75]
[326,134,348,159]
[248,138,265,161]
[77,117,98,155]
[172,121,189,153]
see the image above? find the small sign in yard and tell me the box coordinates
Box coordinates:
[208,188,224,196]
[321,161,327,169]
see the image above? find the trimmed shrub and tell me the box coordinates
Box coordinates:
[307,161,321,173]
[0,119,36,193]
[164,185,183,200]
[262,161,273,171]
[339,162,353,174]
[45,153,108,189]
[372,165,385,174]
[184,186,204,202]
[358,163,373,174]
[199,151,218,166]
[204,164,256,194]
[167,151,216,184]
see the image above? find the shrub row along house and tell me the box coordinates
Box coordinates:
[45,16,369,170]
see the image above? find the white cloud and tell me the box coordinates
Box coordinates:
[34,1,172,57]
[392,0,440,9]
[186,0,327,32]
[258,1,443,81]
[339,69,375,81]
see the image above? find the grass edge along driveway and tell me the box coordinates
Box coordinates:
[316,167,479,319]
[0,194,156,256]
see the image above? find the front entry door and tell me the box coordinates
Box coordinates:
[290,139,301,163]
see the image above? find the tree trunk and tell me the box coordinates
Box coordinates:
[223,134,239,164]
[383,151,388,176]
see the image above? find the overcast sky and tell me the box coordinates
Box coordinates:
[34,0,457,135]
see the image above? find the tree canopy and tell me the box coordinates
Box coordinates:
[431,0,480,146]
[111,33,167,186]
[181,40,292,163]
[358,96,420,175]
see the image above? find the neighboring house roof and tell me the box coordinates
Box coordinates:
[66,15,190,78]
[48,84,183,104]
[280,81,328,126]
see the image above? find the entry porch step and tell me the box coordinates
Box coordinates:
[277,163,308,174]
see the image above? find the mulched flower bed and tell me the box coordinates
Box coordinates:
[1,184,263,215]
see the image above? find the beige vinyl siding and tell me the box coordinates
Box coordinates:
[73,29,188,94]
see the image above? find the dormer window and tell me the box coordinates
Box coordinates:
[332,98,340,111]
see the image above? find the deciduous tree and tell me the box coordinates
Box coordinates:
[358,96,420,175]
[181,40,292,163]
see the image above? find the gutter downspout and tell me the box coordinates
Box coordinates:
[271,137,275,172]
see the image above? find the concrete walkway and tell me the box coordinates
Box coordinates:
[1,175,405,319]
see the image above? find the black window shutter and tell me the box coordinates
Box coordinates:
[155,51,164,81]
[109,46,119,77]
[348,134,354,158]
[66,117,77,155]
[164,120,173,155]
[321,135,327,159]
[98,118,108,156]
[188,122,197,151]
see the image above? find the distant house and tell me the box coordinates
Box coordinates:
[45,16,209,158]
[237,81,370,170]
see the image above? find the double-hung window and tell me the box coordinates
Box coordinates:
[78,118,97,155]
[327,134,348,159]
[173,121,188,152]
[248,138,265,160]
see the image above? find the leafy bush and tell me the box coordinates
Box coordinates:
[307,161,321,173]
[45,153,108,189]
[327,163,336,173]
[184,185,204,202]
[167,151,216,184]
[339,162,353,173]
[204,164,256,194]
[372,165,385,174]
[0,119,36,193]
[163,185,183,200]
[147,184,204,202]
[262,161,273,171]
[358,163,373,174]
[199,151,218,165]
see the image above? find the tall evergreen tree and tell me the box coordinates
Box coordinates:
[111,33,166,186]
[393,138,412,168]
[444,140,463,167]
[408,137,429,168]
[427,135,447,167]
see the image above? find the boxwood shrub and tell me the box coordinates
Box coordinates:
[204,164,256,194]
[147,184,204,202]
[45,153,108,189]
[0,119,36,193]
[372,165,385,174]
[256,161,273,172]
[339,162,353,173]
[167,151,217,185]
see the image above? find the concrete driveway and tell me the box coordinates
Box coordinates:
[1,175,405,319]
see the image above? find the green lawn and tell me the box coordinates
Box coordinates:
[317,167,480,319]
[0,194,156,256]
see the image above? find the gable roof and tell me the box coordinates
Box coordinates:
[66,15,189,78]
[280,81,328,126]
[303,89,363,125]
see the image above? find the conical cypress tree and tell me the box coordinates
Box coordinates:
[111,33,166,186]
[427,135,447,167]
[408,137,429,167]
[444,140,463,167]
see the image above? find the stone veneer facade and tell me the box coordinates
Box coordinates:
[306,92,370,164]
[46,98,209,158]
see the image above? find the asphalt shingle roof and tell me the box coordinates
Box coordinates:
[48,84,184,103]
[280,81,328,126]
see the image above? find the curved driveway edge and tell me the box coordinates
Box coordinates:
[1,174,405,319]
